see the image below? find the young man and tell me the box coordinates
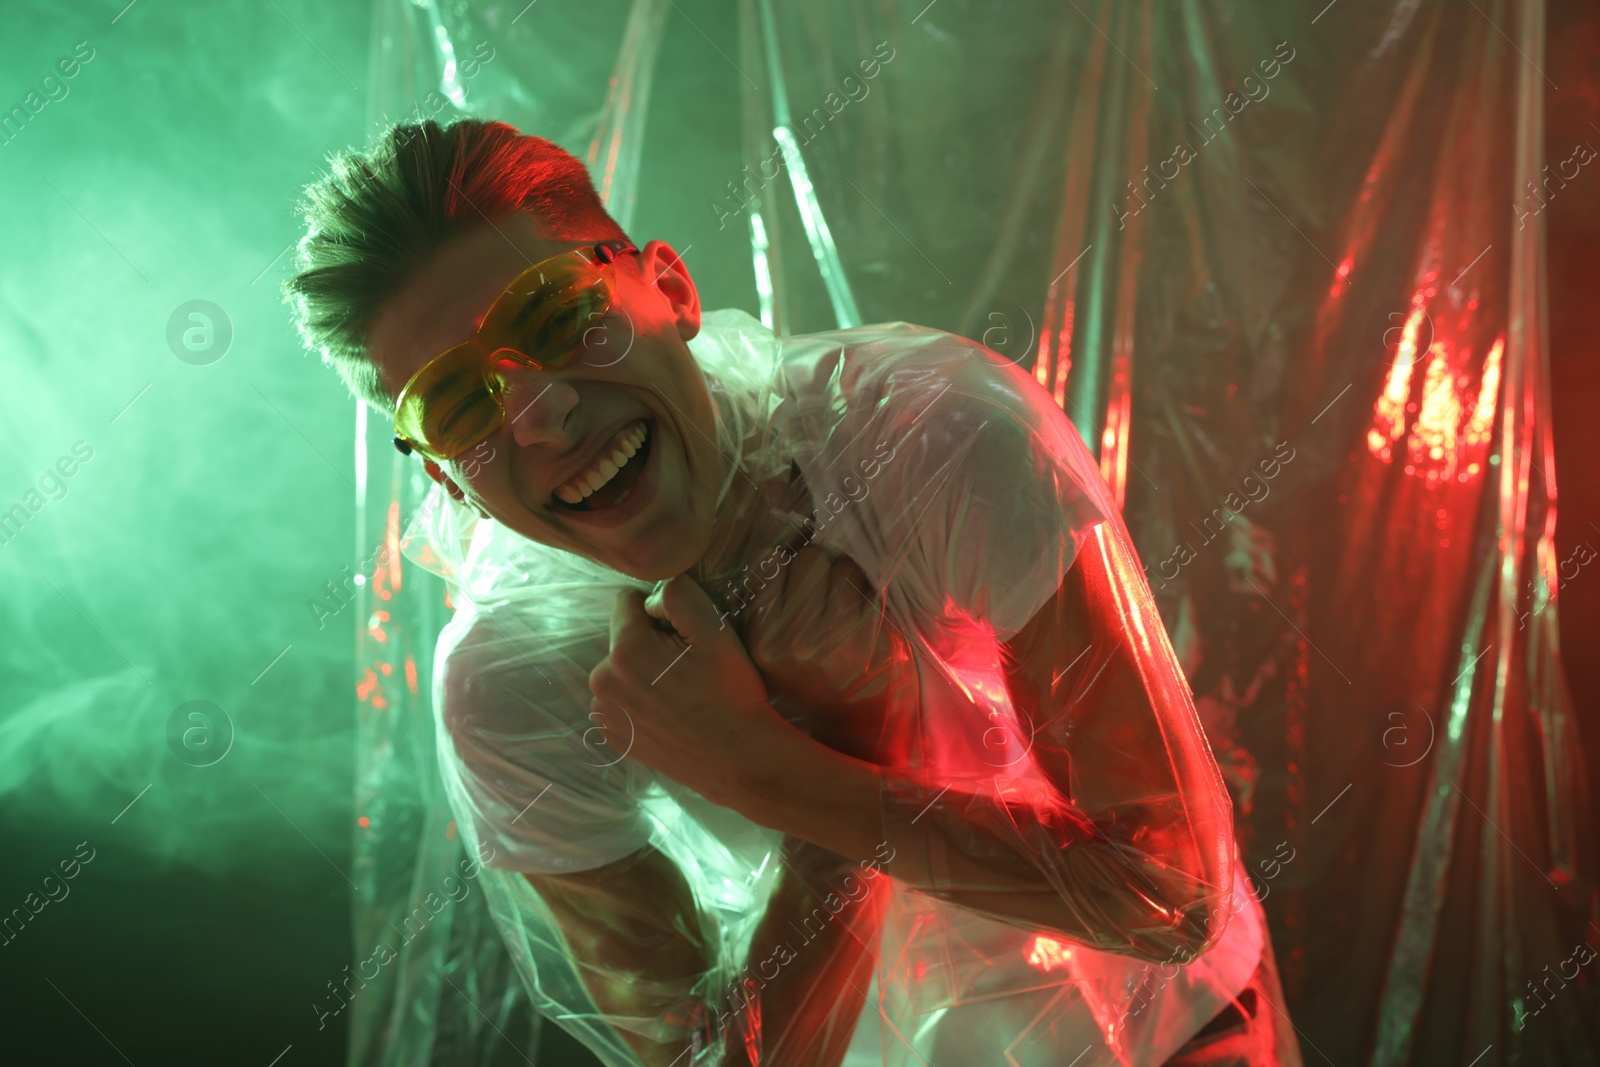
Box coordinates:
[285,119,1300,1066]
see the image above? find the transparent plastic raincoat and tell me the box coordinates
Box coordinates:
[399,307,1277,1066]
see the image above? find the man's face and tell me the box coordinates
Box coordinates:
[366,213,724,581]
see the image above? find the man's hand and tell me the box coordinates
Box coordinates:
[589,575,804,808]
[739,545,915,765]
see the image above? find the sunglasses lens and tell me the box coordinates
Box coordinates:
[427,387,504,460]
[495,271,616,373]
[396,345,503,460]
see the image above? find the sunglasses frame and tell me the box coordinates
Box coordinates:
[392,239,640,460]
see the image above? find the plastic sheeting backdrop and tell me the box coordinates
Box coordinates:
[346,1,1597,1064]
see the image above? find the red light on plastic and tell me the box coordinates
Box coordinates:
[1025,934,1075,972]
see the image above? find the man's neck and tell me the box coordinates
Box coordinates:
[688,460,811,631]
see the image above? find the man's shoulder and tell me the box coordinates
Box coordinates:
[775,321,1112,641]
[433,602,603,733]
[780,319,989,369]
[433,609,509,730]
[778,319,1048,431]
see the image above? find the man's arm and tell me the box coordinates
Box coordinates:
[527,838,885,1067]
[439,616,736,1061]
[910,519,1233,958]
[523,845,722,1067]
[724,525,1234,963]
[718,836,890,1067]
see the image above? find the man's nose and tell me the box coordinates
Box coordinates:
[495,359,578,448]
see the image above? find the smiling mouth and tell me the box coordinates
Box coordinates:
[551,420,652,512]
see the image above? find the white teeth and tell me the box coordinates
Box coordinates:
[556,421,648,504]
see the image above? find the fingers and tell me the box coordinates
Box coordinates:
[610,587,649,651]
[643,579,669,622]
[653,574,728,647]
[611,588,641,638]
[620,579,722,643]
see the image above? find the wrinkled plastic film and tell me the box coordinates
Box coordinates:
[750,0,861,330]
[400,311,1268,1066]
[353,1,1599,1064]
[585,0,670,230]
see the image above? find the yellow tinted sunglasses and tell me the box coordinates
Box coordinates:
[392,240,639,461]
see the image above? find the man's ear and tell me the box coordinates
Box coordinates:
[421,458,491,519]
[639,240,701,342]
[422,458,466,503]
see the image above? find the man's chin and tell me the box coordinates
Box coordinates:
[490,505,708,583]
[603,536,707,583]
